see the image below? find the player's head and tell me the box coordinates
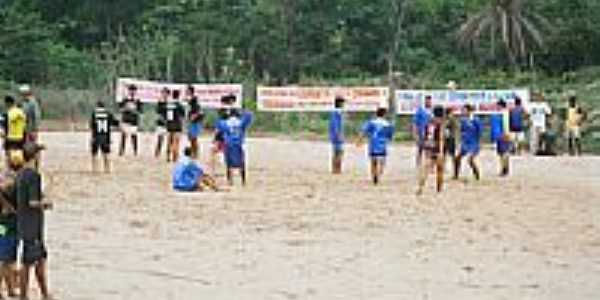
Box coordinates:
[96,100,105,108]
[569,96,577,108]
[172,89,181,100]
[497,99,507,109]
[424,95,432,108]
[433,105,445,119]
[186,85,195,97]
[183,147,192,158]
[514,97,522,106]
[376,107,387,118]
[160,87,170,101]
[445,106,454,116]
[127,84,137,97]
[230,109,241,118]
[4,95,16,107]
[334,96,345,109]
[23,143,45,163]
[19,85,32,98]
[464,104,475,115]
[221,94,236,106]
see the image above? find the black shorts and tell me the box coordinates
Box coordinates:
[445,138,456,156]
[4,139,25,151]
[21,239,47,265]
[91,141,110,155]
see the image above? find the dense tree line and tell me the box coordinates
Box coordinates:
[1,0,600,88]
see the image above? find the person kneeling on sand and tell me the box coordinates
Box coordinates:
[173,147,224,192]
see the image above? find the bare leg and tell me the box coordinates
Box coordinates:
[226,168,233,186]
[103,153,110,173]
[190,138,199,159]
[468,155,480,180]
[34,260,49,300]
[119,133,126,156]
[166,134,173,162]
[417,158,433,195]
[155,136,164,158]
[454,154,463,180]
[241,165,247,186]
[132,134,138,156]
[172,134,180,162]
[371,159,378,185]
[19,265,30,300]
[436,157,444,193]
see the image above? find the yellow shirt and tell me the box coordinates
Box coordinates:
[566,107,582,129]
[7,106,26,141]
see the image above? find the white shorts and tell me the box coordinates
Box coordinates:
[121,124,138,135]
[511,132,526,143]
[567,127,581,139]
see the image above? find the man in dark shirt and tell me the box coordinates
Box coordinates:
[155,88,169,159]
[166,90,185,162]
[119,85,143,156]
[90,101,119,173]
[185,85,204,159]
[15,143,52,300]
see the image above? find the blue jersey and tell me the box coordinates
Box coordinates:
[217,111,253,168]
[172,157,204,191]
[413,106,432,141]
[460,116,482,155]
[362,118,394,156]
[328,110,344,145]
[490,113,504,143]
[509,106,525,132]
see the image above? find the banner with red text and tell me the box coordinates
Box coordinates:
[257,86,389,112]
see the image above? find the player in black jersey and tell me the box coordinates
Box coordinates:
[185,85,204,159]
[155,88,169,159]
[119,85,143,156]
[90,101,119,173]
[166,90,186,162]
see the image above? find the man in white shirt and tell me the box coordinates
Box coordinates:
[527,101,552,154]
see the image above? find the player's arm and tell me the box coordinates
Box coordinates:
[356,122,370,146]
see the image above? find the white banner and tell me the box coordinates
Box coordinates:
[396,89,530,114]
[257,86,389,112]
[116,78,243,108]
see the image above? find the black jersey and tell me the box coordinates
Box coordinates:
[188,97,204,123]
[119,97,143,126]
[90,107,118,144]
[165,101,185,132]
[156,101,167,127]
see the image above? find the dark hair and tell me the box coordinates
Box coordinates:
[221,94,236,104]
[334,97,345,109]
[514,97,522,106]
[187,85,194,94]
[172,90,181,99]
[425,95,432,100]
[464,104,474,112]
[184,147,192,157]
[376,107,387,117]
[128,84,137,91]
[230,109,241,117]
[569,96,577,107]
[161,87,170,95]
[433,105,445,118]
[5,96,15,106]
[96,100,105,108]
[497,99,507,108]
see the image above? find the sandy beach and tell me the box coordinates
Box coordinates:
[35,132,600,300]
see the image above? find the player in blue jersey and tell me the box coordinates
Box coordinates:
[329,97,345,174]
[173,147,223,192]
[454,104,482,180]
[412,95,433,167]
[357,107,395,185]
[495,100,513,176]
[216,108,253,186]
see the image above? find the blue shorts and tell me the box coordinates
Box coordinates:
[187,123,202,139]
[225,145,245,169]
[496,139,512,155]
[460,143,480,156]
[0,237,17,262]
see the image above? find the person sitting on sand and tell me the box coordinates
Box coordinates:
[357,107,395,185]
[216,108,253,186]
[15,143,53,300]
[173,147,223,192]
[417,105,446,195]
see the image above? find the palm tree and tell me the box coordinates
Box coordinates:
[458,0,550,67]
